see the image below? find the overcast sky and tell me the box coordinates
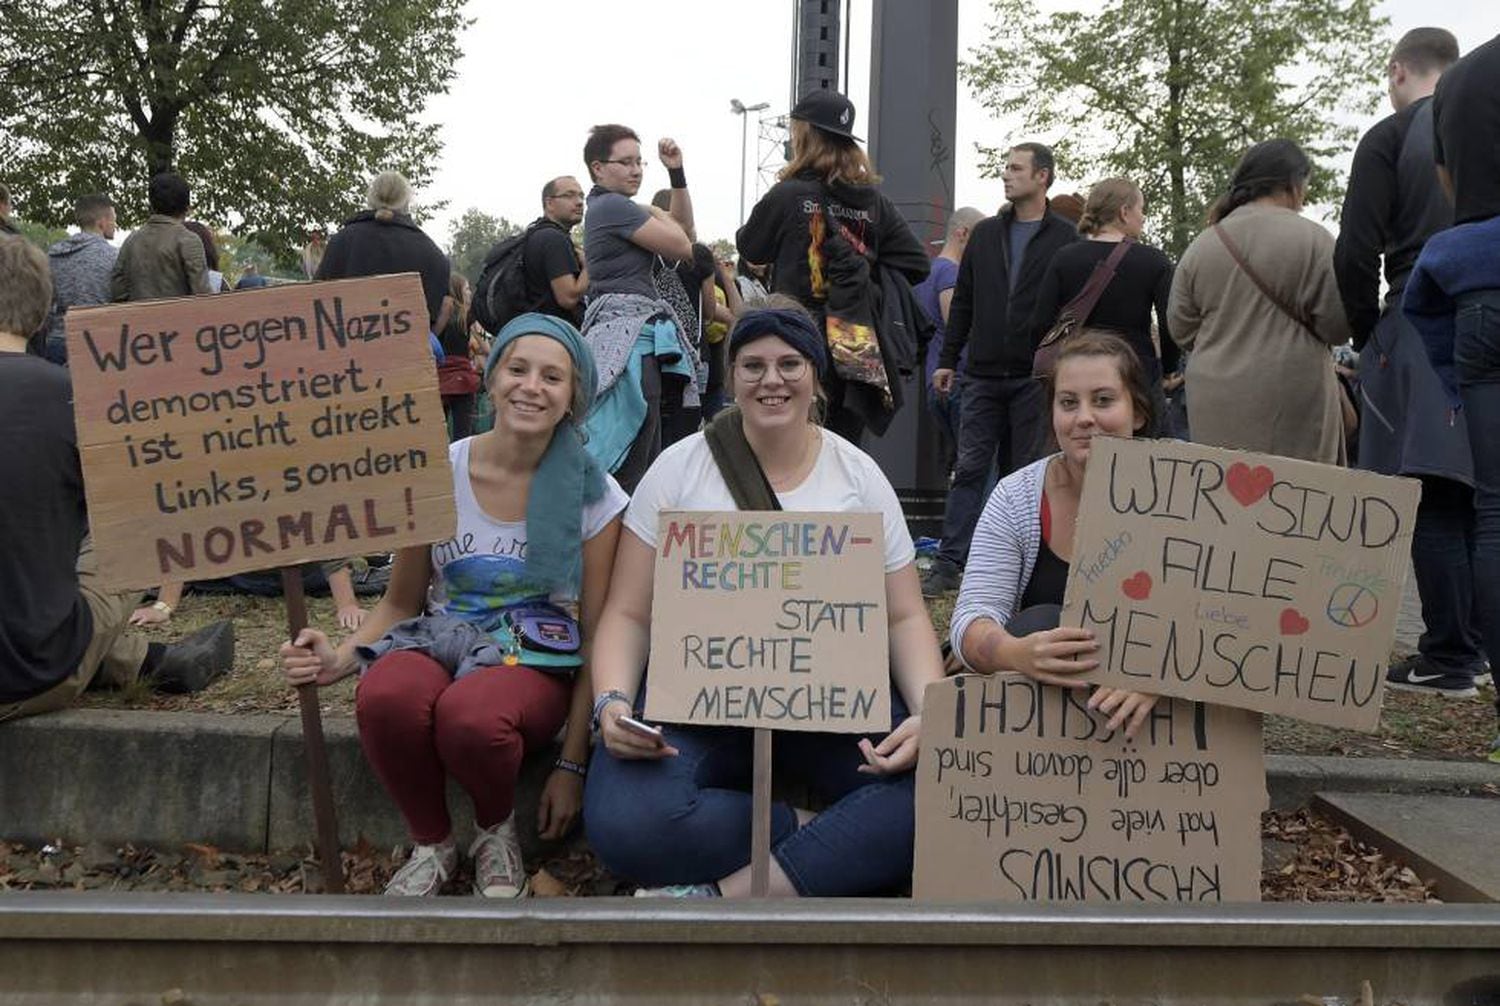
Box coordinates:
[421,0,1495,249]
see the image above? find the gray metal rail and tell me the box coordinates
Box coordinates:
[3,895,1499,1004]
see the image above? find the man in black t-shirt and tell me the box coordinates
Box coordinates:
[523,176,590,325]
[0,236,235,722]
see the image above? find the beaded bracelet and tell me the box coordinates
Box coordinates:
[554,757,588,778]
[590,689,631,734]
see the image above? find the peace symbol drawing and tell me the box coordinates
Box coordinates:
[1326,582,1380,629]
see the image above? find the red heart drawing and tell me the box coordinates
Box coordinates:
[1121,571,1152,601]
[1279,608,1310,635]
[1226,462,1274,507]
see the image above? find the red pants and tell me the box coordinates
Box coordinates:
[355,651,572,844]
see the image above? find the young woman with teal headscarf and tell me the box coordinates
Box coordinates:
[281,313,626,898]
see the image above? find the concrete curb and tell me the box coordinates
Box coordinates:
[1,709,1495,851]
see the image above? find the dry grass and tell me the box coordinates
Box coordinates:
[79,591,357,716]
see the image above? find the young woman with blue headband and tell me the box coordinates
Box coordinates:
[280,313,627,898]
[583,300,945,898]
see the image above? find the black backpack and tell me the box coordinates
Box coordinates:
[471,220,551,333]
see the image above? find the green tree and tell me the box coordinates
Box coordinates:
[964,0,1389,256]
[709,238,736,263]
[0,0,467,258]
[448,209,522,287]
[10,218,68,251]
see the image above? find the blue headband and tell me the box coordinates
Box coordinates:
[486,312,599,407]
[727,307,829,378]
[481,312,604,594]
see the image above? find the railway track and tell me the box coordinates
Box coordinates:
[3,894,1499,1004]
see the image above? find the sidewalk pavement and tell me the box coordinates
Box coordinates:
[0,708,1495,854]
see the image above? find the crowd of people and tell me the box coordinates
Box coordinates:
[1,26,1498,901]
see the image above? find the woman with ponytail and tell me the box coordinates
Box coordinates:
[1168,140,1352,463]
[1027,177,1178,397]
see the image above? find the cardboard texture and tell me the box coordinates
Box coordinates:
[645,510,889,732]
[913,673,1266,903]
[1063,437,1420,731]
[66,274,456,588]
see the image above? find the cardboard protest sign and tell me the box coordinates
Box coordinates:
[914,673,1265,903]
[645,510,889,732]
[1063,437,1420,731]
[66,274,456,588]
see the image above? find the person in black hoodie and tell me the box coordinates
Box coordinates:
[736,91,928,445]
[317,170,453,333]
[924,142,1078,596]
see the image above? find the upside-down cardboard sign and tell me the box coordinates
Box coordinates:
[1065,437,1420,731]
[913,674,1266,902]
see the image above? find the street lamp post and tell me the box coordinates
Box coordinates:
[730,98,770,227]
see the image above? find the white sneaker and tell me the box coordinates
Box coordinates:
[470,817,529,898]
[384,839,458,896]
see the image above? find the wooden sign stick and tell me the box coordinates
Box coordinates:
[281,567,345,894]
[750,727,772,897]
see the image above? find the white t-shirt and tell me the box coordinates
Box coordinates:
[430,436,629,620]
[625,429,915,573]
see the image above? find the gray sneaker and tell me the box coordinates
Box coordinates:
[470,818,528,898]
[920,558,963,598]
[384,839,458,896]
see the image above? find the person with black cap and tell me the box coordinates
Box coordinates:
[583,299,945,898]
[736,91,929,446]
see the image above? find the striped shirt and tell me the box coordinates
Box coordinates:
[949,455,1054,669]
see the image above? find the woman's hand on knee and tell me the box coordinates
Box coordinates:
[599,702,678,760]
[858,715,922,776]
[1087,687,1158,740]
[279,629,338,688]
[1007,627,1098,687]
[537,770,584,840]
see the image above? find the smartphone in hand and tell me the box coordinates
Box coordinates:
[617,715,665,745]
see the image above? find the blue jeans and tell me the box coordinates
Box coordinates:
[927,377,963,456]
[1455,290,1500,679]
[584,691,915,896]
[937,376,1045,569]
[43,334,68,366]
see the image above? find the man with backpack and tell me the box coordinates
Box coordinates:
[472,177,589,333]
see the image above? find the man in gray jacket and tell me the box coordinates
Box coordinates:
[45,194,118,364]
[109,172,211,303]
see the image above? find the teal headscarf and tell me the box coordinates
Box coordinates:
[484,313,606,594]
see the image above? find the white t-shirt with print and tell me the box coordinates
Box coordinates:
[625,429,914,573]
[430,436,629,622]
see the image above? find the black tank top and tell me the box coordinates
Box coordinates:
[1020,544,1069,608]
[1020,487,1070,607]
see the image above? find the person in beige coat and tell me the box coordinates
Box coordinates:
[1169,139,1352,464]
